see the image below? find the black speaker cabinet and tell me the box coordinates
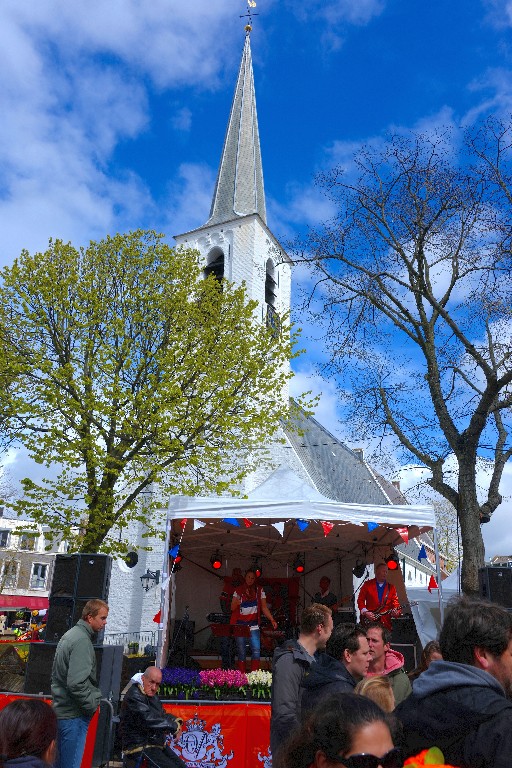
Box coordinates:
[390,642,418,673]
[45,597,94,644]
[50,554,112,600]
[479,566,512,608]
[24,642,123,701]
[392,615,418,644]
[75,554,112,600]
[50,554,80,597]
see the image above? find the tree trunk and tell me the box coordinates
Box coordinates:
[458,483,485,597]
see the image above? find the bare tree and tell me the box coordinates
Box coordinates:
[297,118,512,596]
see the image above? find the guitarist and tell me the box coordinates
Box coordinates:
[357,562,401,632]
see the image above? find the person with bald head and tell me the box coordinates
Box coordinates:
[120,666,186,768]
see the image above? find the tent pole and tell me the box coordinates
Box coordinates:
[156,499,173,667]
[432,526,444,625]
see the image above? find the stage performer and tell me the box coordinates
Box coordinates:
[231,568,277,671]
[357,562,401,631]
[312,575,339,610]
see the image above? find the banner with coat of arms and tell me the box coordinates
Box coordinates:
[163,702,271,768]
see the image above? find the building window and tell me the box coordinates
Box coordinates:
[19,532,37,551]
[0,531,9,549]
[30,563,48,590]
[2,562,18,588]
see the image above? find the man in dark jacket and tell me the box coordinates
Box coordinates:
[270,603,333,759]
[395,597,512,768]
[120,666,186,768]
[301,623,370,714]
[51,598,108,768]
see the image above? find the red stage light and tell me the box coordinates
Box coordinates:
[386,553,400,570]
[210,552,222,570]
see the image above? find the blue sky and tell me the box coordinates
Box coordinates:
[1,0,512,558]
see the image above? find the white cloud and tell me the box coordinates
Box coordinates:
[161,162,216,238]
[172,107,193,133]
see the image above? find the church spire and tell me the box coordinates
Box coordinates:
[206,30,267,227]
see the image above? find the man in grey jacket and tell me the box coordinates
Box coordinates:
[51,598,108,768]
[270,603,333,759]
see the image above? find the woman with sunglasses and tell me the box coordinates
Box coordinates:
[275,692,403,768]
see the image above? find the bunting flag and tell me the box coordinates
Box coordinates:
[396,527,409,544]
[193,519,206,530]
[367,522,379,532]
[180,518,187,529]
[418,545,427,561]
[169,544,180,558]
[427,575,438,592]
[321,521,334,537]
[243,518,253,528]
[297,519,309,531]
[272,521,285,536]
[153,610,161,623]
[223,518,240,527]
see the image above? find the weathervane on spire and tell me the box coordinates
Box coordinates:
[240,0,258,34]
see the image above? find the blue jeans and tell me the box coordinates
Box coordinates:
[236,628,260,661]
[56,716,90,768]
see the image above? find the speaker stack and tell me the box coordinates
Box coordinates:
[24,553,117,697]
[44,554,112,644]
[479,566,512,608]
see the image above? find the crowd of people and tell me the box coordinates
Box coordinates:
[3,570,512,768]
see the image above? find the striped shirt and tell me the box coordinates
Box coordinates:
[234,587,266,630]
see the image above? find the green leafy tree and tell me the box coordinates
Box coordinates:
[297,118,512,596]
[0,230,301,555]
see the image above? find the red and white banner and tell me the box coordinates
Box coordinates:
[164,702,271,768]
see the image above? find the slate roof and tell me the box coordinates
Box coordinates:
[206,32,266,227]
[283,404,390,505]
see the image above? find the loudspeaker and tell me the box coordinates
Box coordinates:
[50,554,112,600]
[479,566,512,608]
[75,555,112,600]
[46,554,112,643]
[392,615,418,644]
[24,642,123,700]
[50,555,80,597]
[45,598,93,644]
[391,642,418,673]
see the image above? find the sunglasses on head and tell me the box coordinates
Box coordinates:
[334,747,403,768]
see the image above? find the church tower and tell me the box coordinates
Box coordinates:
[174,27,291,333]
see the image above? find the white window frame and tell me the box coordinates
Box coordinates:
[30,562,48,590]
[0,530,9,549]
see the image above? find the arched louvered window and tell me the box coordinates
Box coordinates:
[204,248,224,283]
[265,259,277,308]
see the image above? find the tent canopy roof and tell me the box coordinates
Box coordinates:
[169,466,435,527]
[167,467,436,563]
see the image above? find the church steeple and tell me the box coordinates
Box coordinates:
[207,30,266,227]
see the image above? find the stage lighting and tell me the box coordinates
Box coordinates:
[352,560,366,579]
[293,554,305,574]
[210,551,223,570]
[253,560,262,578]
[385,552,400,571]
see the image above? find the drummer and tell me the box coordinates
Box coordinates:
[312,576,339,611]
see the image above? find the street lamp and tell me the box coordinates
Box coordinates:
[140,569,160,591]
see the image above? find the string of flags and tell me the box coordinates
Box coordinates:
[164,516,441,591]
